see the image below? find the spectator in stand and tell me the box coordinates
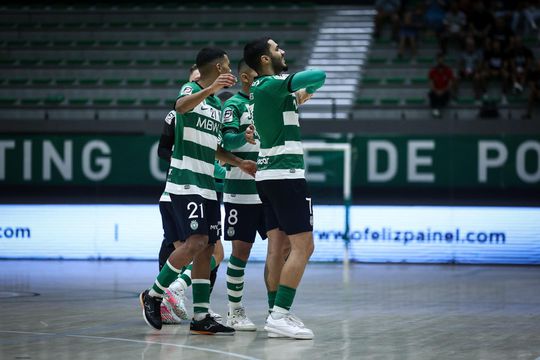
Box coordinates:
[467,2,494,46]
[481,39,510,102]
[374,0,402,40]
[424,0,448,38]
[441,2,467,54]
[457,37,483,100]
[397,8,423,58]
[489,16,515,49]
[523,60,540,119]
[428,52,455,118]
[507,36,535,93]
[512,0,540,35]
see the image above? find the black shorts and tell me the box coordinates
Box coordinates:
[223,203,267,242]
[169,194,221,244]
[256,178,313,236]
[159,201,178,246]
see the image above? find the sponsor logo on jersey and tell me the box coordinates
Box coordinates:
[227,227,235,237]
[223,108,234,123]
[165,111,175,125]
[197,117,220,133]
[257,157,269,165]
[190,220,199,230]
[182,86,193,95]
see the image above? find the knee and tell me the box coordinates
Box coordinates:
[185,236,208,255]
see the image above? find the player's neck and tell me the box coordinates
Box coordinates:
[198,76,216,89]
[241,85,250,94]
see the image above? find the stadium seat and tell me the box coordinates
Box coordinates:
[121,40,140,46]
[9,78,29,85]
[79,78,99,85]
[56,78,76,85]
[99,40,119,46]
[368,57,386,65]
[291,21,310,27]
[44,95,64,105]
[135,59,155,65]
[154,22,172,28]
[405,97,426,105]
[380,98,400,105]
[145,40,165,46]
[112,59,132,66]
[411,77,429,85]
[66,59,86,65]
[150,79,169,85]
[93,98,113,105]
[117,98,137,105]
[89,59,109,65]
[159,59,178,65]
[392,57,410,65]
[127,78,146,85]
[456,96,475,105]
[43,59,63,65]
[356,97,375,105]
[132,21,150,28]
[417,56,434,65]
[386,77,405,85]
[103,79,123,85]
[30,40,50,47]
[176,22,194,28]
[362,77,381,85]
[21,98,42,105]
[0,59,17,66]
[32,78,53,85]
[222,22,241,28]
[0,97,16,105]
[168,40,187,46]
[20,59,40,66]
[141,98,161,105]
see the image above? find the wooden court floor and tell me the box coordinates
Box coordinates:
[0,260,539,360]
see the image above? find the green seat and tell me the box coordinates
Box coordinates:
[64,22,82,28]
[76,40,96,46]
[244,22,260,28]
[268,21,286,27]
[0,97,17,105]
[290,21,309,27]
[127,78,146,85]
[355,97,375,106]
[524,36,535,45]
[109,21,127,28]
[56,78,76,85]
[117,98,137,105]
[121,40,140,46]
[44,95,64,104]
[362,77,381,85]
[386,77,405,85]
[392,57,410,65]
[222,21,241,28]
[112,59,131,65]
[80,78,99,85]
[7,40,26,47]
[183,59,196,65]
[456,96,475,105]
[417,56,434,64]
[168,40,187,46]
[89,59,109,65]
[9,78,29,85]
[191,40,210,46]
[32,78,53,85]
[508,95,527,104]
[176,22,194,27]
[21,98,42,105]
[66,59,86,65]
[136,59,155,65]
[424,36,437,45]
[380,98,400,105]
[141,98,161,105]
[103,78,122,85]
[214,40,233,46]
[0,59,17,65]
[405,97,426,105]
[86,22,103,28]
[145,40,164,46]
[154,22,172,28]
[165,98,177,106]
[375,38,392,45]
[43,59,63,65]
[20,59,40,66]
[41,23,59,29]
[69,98,89,105]
[131,21,150,28]
[200,22,217,28]
[411,77,429,85]
[93,98,113,105]
[54,40,73,47]
[284,39,302,46]
[150,78,169,85]
[30,40,50,47]
[159,59,178,65]
[98,40,119,46]
[368,57,386,64]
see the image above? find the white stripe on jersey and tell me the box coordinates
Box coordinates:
[184,127,218,151]
[283,111,299,126]
[233,141,259,153]
[170,156,214,177]
[226,166,257,181]
[165,182,217,200]
[259,141,303,157]
[192,102,221,121]
[239,112,251,126]
[160,193,171,202]
[223,193,262,204]
[256,169,305,181]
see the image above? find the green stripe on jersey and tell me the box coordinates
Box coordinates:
[221,91,260,204]
[250,74,304,179]
[168,81,222,199]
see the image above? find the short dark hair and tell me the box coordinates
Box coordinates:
[189,64,198,74]
[237,58,251,74]
[243,37,270,74]
[196,47,227,69]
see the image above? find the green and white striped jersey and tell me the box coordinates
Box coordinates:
[221,91,261,204]
[250,74,304,181]
[165,81,222,200]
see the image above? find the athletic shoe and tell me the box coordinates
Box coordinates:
[139,290,162,330]
[208,308,223,324]
[164,288,189,320]
[190,314,236,335]
[226,306,257,331]
[161,298,182,324]
[264,313,313,340]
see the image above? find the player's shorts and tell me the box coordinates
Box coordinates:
[169,194,221,245]
[159,201,178,246]
[223,203,267,242]
[256,178,313,236]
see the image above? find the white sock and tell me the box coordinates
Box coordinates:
[271,306,288,319]
[193,312,208,321]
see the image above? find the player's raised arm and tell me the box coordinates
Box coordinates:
[289,68,326,94]
[175,73,236,114]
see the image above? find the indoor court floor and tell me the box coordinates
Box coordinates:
[0,260,539,360]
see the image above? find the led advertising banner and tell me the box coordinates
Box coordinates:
[1,135,539,188]
[0,205,538,264]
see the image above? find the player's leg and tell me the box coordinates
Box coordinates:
[264,229,289,311]
[189,198,235,335]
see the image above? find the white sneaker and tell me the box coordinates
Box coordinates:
[227,306,256,331]
[164,287,189,320]
[264,313,313,340]
[208,308,223,324]
[161,298,183,324]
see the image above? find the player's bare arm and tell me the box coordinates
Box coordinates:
[176,73,236,114]
[215,145,257,177]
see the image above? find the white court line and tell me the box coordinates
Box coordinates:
[0,330,261,360]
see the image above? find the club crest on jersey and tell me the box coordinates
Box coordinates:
[227,227,235,237]
[165,111,175,124]
[223,108,234,123]
[190,220,199,230]
[182,86,193,95]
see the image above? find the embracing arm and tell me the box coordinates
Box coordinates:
[289,69,326,94]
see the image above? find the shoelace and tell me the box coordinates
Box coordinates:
[285,314,304,327]
[233,307,246,317]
